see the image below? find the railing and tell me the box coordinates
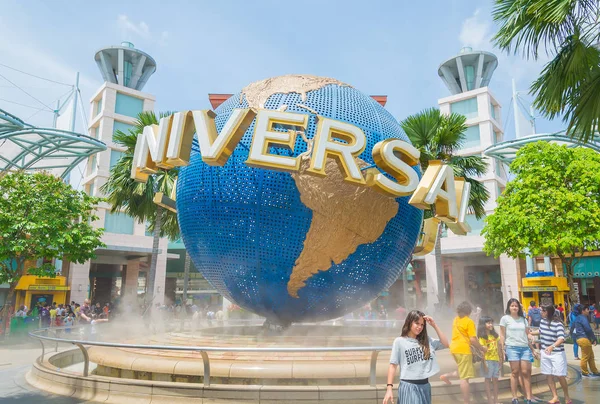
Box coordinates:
[28,325,392,387]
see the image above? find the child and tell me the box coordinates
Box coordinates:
[383,310,449,404]
[478,316,502,404]
[49,305,57,327]
[440,301,487,404]
[64,313,74,334]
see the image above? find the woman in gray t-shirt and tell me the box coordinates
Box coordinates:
[383,310,449,404]
[499,298,536,404]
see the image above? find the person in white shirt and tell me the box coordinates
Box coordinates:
[383,310,449,404]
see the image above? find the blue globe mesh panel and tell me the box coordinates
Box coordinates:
[178,84,423,324]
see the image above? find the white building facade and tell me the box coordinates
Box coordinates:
[67,43,168,306]
[416,48,520,318]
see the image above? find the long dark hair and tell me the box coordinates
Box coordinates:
[477,316,498,340]
[401,310,430,360]
[542,304,561,324]
[505,298,524,317]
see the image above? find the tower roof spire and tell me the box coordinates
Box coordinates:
[94,42,157,91]
[438,48,498,95]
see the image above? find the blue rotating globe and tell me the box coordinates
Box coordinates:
[177,75,423,325]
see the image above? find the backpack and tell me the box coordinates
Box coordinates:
[529,307,542,327]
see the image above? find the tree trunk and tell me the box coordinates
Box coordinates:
[563,259,579,312]
[145,206,164,308]
[183,251,191,305]
[0,282,18,340]
[435,223,445,310]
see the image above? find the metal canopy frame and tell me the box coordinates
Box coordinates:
[0,108,106,178]
[484,131,600,164]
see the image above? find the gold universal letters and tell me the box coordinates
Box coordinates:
[366,138,421,197]
[306,116,367,185]
[131,108,473,252]
[246,109,307,171]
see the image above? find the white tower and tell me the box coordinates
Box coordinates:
[68,42,167,306]
[419,48,519,313]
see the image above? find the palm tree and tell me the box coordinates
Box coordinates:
[492,0,600,142]
[400,108,489,307]
[100,111,179,308]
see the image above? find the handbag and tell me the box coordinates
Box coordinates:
[458,325,486,364]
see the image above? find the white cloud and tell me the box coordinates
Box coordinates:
[117,14,151,40]
[159,31,169,47]
[455,9,559,137]
[459,9,491,50]
[117,15,169,47]
[457,9,550,84]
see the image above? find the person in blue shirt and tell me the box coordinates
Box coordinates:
[568,308,580,360]
[570,304,600,377]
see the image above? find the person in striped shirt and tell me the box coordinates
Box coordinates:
[539,305,571,404]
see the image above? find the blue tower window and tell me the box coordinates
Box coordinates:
[115,93,143,118]
[113,121,134,142]
[464,65,475,91]
[451,98,478,119]
[104,211,134,234]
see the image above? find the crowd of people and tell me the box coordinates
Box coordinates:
[12,299,111,331]
[383,298,599,404]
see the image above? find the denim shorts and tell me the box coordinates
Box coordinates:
[505,345,533,362]
[481,360,500,379]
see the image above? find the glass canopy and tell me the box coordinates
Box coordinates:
[0,108,106,178]
[484,132,600,164]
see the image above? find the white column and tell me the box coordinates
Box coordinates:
[69,260,91,304]
[152,238,169,306]
[124,260,140,303]
[499,254,519,307]
[525,256,535,273]
[450,260,466,306]
[425,254,439,312]
[222,298,232,319]
[544,256,552,272]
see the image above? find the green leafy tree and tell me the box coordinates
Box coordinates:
[482,142,600,305]
[493,0,600,142]
[401,108,489,306]
[100,111,179,307]
[0,171,104,335]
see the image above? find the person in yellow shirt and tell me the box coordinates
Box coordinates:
[49,306,57,327]
[478,316,502,404]
[440,301,486,404]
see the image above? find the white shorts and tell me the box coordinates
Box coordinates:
[540,350,567,377]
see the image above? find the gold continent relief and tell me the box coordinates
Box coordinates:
[238,74,396,298]
[288,156,399,298]
[240,74,350,109]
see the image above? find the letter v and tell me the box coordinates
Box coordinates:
[192,108,256,166]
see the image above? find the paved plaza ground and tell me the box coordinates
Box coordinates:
[1,339,600,403]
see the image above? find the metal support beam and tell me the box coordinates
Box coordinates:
[455,57,468,93]
[475,53,484,88]
[73,343,90,377]
[117,49,125,86]
[129,55,146,90]
[369,350,380,387]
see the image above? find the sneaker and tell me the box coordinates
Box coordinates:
[582,373,592,378]
[575,357,581,360]
[511,399,519,404]
[524,400,532,404]
[590,373,600,377]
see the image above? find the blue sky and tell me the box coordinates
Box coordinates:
[0,0,562,138]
